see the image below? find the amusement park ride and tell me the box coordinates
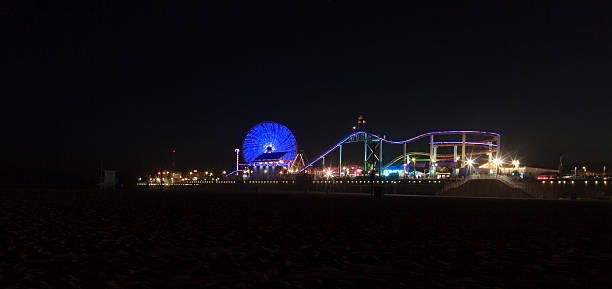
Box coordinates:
[228,117,501,179]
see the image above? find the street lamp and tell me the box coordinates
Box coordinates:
[466,158,474,176]
[493,158,502,177]
[511,160,520,177]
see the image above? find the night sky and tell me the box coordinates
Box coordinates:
[4,2,612,182]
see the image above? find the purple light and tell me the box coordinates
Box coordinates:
[225,169,243,177]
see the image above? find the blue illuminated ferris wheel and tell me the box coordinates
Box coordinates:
[242,122,297,166]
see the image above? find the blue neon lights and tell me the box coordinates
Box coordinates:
[225,170,243,177]
[242,122,297,166]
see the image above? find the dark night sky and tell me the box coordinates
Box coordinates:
[3,1,612,181]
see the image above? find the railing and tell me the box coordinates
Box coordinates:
[441,174,543,198]
[495,175,543,198]
[442,178,470,192]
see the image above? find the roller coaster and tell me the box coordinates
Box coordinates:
[298,129,500,178]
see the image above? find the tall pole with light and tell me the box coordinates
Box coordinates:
[512,160,520,177]
[574,166,577,178]
[234,149,240,175]
[466,159,474,177]
[493,158,502,178]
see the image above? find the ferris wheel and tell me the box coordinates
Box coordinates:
[242,122,297,166]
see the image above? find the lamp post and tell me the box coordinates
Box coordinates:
[411,157,416,179]
[234,149,240,175]
[574,166,577,178]
[466,159,474,177]
[493,158,502,178]
[511,160,520,178]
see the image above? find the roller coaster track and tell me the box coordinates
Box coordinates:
[381,153,428,171]
[381,150,494,170]
[299,130,500,173]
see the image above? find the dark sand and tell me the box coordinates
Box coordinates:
[1,189,611,288]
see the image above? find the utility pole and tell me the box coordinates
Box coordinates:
[171,149,176,171]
